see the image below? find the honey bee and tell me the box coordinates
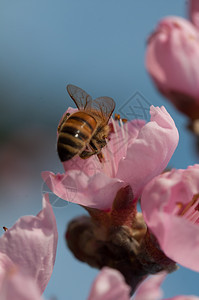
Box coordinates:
[57,84,115,162]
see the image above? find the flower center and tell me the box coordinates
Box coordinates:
[101,117,128,178]
[176,194,199,224]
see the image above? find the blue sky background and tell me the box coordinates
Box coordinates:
[0,0,199,299]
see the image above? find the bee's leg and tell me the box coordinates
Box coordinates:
[80,140,105,162]
[90,140,106,162]
[80,149,105,162]
[79,141,100,159]
[57,113,70,133]
[96,152,105,163]
[79,149,98,159]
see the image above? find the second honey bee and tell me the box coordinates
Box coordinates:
[57,84,115,162]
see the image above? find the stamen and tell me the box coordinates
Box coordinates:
[105,141,117,177]
[195,203,199,211]
[181,194,199,216]
[188,211,199,223]
[3,226,8,232]
[120,118,126,140]
[112,118,118,138]
[175,194,199,224]
[105,117,129,177]
[174,202,183,215]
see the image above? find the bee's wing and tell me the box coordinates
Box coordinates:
[86,97,115,123]
[67,84,92,110]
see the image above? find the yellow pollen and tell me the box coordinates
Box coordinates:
[122,118,128,123]
[173,22,181,29]
[172,22,181,29]
[114,113,128,123]
[188,34,197,41]
[176,202,183,211]
[114,113,121,121]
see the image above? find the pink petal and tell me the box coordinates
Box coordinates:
[0,194,58,293]
[134,272,165,300]
[134,272,199,300]
[88,267,130,300]
[116,106,179,199]
[42,170,126,210]
[141,165,199,271]
[63,154,103,177]
[0,253,15,290]
[146,16,199,101]
[0,269,43,300]
[189,0,199,30]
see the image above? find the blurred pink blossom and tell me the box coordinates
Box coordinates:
[0,194,58,294]
[42,106,178,210]
[88,267,199,300]
[189,0,199,30]
[141,164,199,272]
[0,254,43,300]
[134,272,199,300]
[133,272,165,300]
[88,267,130,300]
[146,16,199,119]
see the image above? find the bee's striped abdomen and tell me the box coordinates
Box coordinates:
[57,111,97,162]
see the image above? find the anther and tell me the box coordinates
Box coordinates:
[114,113,121,121]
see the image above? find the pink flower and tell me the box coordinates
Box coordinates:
[0,194,58,294]
[146,16,199,119]
[88,267,199,300]
[42,106,178,210]
[189,0,199,30]
[141,164,199,272]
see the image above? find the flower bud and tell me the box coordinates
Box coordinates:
[146,16,199,120]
